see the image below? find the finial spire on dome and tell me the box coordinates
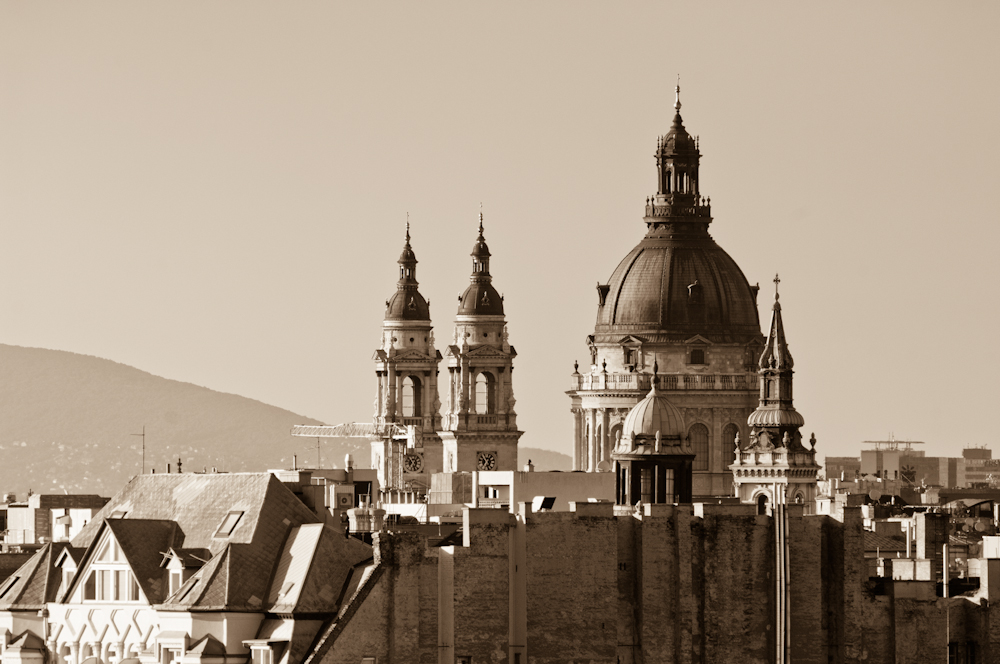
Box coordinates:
[405,213,411,243]
[758,273,792,370]
[478,203,484,237]
[674,74,681,112]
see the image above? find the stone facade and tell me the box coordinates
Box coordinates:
[305,503,998,664]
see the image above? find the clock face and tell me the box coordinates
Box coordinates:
[477,451,497,471]
[403,453,423,473]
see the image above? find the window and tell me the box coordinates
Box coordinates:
[83,567,138,601]
[401,376,421,417]
[214,511,244,538]
[689,349,705,364]
[169,570,182,595]
[689,424,709,471]
[757,494,769,516]
[475,372,494,415]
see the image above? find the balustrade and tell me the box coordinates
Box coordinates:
[572,372,754,392]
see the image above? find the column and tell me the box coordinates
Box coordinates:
[587,409,597,472]
[387,364,397,420]
[600,408,610,467]
[571,408,583,471]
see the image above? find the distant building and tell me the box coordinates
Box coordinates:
[827,442,993,489]
[2,494,108,547]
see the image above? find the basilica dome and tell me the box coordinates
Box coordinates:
[594,90,760,344]
[595,233,760,342]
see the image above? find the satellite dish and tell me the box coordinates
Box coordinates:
[868,489,882,501]
[974,521,986,532]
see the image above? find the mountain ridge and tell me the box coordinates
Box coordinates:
[0,344,570,496]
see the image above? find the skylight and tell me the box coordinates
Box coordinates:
[214,511,244,538]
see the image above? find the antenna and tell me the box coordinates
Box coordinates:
[131,426,146,474]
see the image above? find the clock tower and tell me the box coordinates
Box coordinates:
[439,215,523,473]
[372,224,443,494]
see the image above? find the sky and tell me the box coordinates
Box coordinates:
[1,2,999,461]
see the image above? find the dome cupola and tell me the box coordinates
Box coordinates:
[617,365,687,454]
[457,214,504,317]
[384,223,431,321]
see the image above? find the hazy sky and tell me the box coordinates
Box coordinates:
[2,2,998,461]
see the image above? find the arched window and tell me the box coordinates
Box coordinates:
[757,494,769,516]
[689,423,709,471]
[723,423,740,453]
[794,493,804,504]
[475,372,494,415]
[401,376,422,417]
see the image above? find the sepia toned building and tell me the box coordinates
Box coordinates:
[567,85,764,497]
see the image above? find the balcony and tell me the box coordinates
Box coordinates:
[571,372,755,392]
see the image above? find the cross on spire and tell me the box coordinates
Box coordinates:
[773,273,780,300]
[674,75,682,112]
[478,202,484,235]
[405,213,410,242]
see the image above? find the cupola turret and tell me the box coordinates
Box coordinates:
[384,223,431,321]
[458,216,504,317]
[731,276,820,513]
[612,364,695,508]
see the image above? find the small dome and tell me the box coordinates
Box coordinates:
[660,113,697,154]
[621,381,686,442]
[385,290,430,321]
[747,407,805,428]
[472,234,490,258]
[458,282,503,316]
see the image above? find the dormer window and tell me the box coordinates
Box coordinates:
[83,537,140,602]
[214,511,244,538]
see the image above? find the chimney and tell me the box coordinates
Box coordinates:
[177,458,183,474]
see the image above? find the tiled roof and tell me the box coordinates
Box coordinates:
[106,519,180,603]
[73,473,320,555]
[8,472,372,617]
[0,542,71,610]
[267,524,371,614]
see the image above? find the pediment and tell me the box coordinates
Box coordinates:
[391,348,433,362]
[684,335,713,346]
[617,335,646,347]
[372,349,388,361]
[466,344,509,358]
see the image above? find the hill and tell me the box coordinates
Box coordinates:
[0,345,571,496]
[0,345,355,496]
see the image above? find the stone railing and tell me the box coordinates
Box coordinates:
[732,451,817,467]
[571,372,756,392]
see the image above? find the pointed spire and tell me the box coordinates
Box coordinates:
[758,273,793,370]
[674,74,681,112]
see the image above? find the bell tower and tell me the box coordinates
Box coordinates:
[372,223,443,493]
[439,214,522,473]
[730,276,820,513]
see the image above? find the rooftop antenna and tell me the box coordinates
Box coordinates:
[131,425,146,474]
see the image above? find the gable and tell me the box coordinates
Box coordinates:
[616,335,646,347]
[684,335,713,346]
[464,345,509,358]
